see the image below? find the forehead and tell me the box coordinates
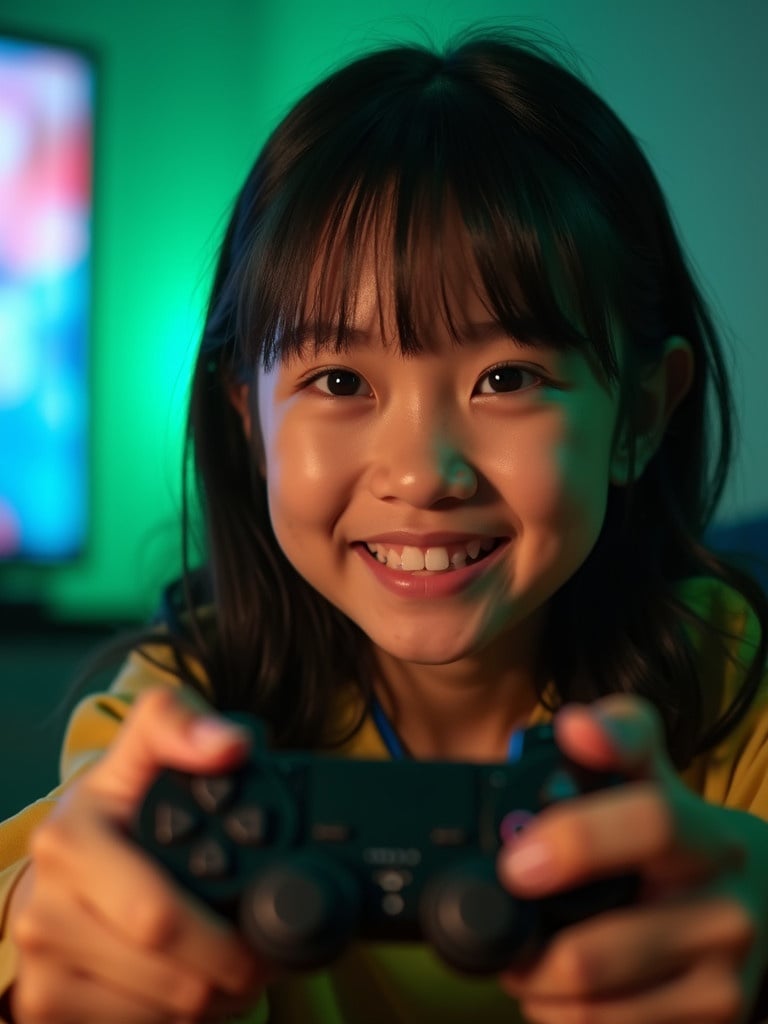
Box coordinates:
[296,194,549,360]
[313,224,489,338]
[248,175,620,389]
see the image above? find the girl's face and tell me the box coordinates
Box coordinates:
[250,250,622,674]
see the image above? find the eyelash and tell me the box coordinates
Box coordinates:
[302,362,546,397]
[303,368,371,397]
[474,363,544,395]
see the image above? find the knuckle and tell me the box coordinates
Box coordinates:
[549,940,598,996]
[12,909,49,955]
[29,820,69,867]
[169,975,214,1017]
[133,684,178,724]
[126,899,181,949]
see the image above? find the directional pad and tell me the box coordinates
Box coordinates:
[153,802,198,845]
[190,774,237,812]
[224,805,269,846]
[188,837,232,879]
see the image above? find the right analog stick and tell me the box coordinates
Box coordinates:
[239,854,359,969]
[420,860,537,974]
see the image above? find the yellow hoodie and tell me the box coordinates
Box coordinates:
[1,577,767,1022]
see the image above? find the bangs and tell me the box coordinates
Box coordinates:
[219,51,625,382]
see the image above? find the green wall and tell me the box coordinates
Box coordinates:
[0,0,765,622]
[1,0,265,621]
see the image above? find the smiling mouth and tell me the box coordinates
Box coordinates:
[363,538,503,573]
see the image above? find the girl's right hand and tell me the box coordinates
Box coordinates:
[8,687,271,1024]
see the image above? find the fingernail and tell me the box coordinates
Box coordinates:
[504,839,555,891]
[188,716,249,750]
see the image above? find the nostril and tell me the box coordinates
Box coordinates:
[448,463,478,498]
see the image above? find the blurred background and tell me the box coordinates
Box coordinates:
[0,0,766,817]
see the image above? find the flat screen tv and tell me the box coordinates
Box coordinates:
[0,32,94,563]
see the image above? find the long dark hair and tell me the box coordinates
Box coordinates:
[140,27,765,768]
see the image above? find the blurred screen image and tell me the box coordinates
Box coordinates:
[0,35,94,562]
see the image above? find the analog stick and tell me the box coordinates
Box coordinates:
[420,859,537,973]
[239,853,360,968]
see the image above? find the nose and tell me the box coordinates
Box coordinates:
[369,418,479,507]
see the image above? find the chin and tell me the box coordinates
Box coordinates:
[369,628,488,667]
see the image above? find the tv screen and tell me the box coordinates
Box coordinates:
[0,33,94,563]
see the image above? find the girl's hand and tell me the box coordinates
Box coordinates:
[9,687,271,1024]
[497,695,768,1024]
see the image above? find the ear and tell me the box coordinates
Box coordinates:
[228,381,253,439]
[227,380,267,476]
[610,335,694,486]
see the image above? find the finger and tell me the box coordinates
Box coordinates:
[554,696,671,779]
[498,780,745,898]
[500,896,754,999]
[499,779,670,895]
[84,686,251,819]
[11,960,185,1024]
[27,809,261,996]
[14,877,221,1019]
[508,956,745,1024]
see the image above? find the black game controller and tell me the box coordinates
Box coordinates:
[134,719,636,974]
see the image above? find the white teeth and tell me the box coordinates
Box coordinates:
[401,546,425,571]
[424,547,450,571]
[366,538,498,573]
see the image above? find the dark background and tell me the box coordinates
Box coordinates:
[0,623,116,821]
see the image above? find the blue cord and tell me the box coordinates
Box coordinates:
[372,696,526,763]
[371,697,409,759]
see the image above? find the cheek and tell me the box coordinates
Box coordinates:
[501,407,614,530]
[262,417,357,541]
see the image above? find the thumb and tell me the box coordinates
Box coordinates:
[85,686,252,822]
[553,697,749,887]
[553,694,672,781]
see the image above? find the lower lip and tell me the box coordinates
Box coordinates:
[355,541,509,599]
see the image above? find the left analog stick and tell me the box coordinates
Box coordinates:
[239,854,360,968]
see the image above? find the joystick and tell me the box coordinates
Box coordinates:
[134,719,636,973]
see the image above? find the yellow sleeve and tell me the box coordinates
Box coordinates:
[678,577,768,819]
[0,643,203,1008]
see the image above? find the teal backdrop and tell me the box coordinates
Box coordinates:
[0,0,766,623]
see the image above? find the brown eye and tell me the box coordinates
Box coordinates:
[314,369,368,396]
[477,365,540,394]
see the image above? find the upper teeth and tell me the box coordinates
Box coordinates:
[366,538,496,571]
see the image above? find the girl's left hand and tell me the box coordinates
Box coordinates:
[497,695,768,1024]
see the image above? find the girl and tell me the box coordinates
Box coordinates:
[2,25,768,1024]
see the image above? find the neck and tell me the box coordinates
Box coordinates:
[372,647,543,762]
